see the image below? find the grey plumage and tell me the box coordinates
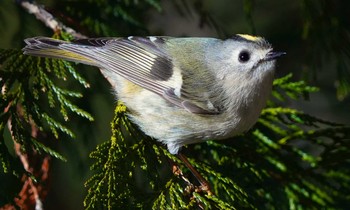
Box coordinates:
[23,35,284,154]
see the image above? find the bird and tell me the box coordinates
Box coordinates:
[23,34,285,192]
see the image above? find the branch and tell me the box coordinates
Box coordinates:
[19,0,87,39]
[5,106,51,210]
[2,63,57,208]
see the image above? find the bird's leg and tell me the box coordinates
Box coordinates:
[177,153,213,196]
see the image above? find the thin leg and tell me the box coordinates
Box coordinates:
[177,153,213,195]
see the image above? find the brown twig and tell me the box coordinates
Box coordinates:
[3,105,51,210]
[171,158,208,210]
[178,153,213,196]
[19,0,87,39]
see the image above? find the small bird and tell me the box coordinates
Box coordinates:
[23,34,284,154]
[23,34,284,192]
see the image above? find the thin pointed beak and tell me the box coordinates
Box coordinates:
[264,51,286,61]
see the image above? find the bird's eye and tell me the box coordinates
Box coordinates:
[238,50,251,63]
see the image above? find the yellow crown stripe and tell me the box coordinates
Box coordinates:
[237,34,262,42]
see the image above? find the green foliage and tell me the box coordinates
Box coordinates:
[0,33,93,176]
[84,102,251,209]
[272,73,319,102]
[85,74,350,209]
[56,0,161,37]
[85,103,163,209]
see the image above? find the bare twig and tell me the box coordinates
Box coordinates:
[178,153,213,195]
[19,1,87,39]
[3,106,51,210]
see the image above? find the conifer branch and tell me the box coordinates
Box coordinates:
[1,46,89,208]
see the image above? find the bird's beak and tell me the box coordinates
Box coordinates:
[264,51,286,61]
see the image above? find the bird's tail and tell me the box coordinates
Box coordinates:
[23,37,97,66]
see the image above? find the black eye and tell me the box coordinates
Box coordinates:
[238,50,251,63]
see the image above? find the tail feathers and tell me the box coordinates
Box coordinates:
[23,37,97,65]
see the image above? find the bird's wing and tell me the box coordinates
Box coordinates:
[23,36,222,114]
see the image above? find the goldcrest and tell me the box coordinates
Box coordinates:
[23,34,285,154]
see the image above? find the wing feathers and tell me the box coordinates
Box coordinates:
[23,37,97,65]
[149,57,173,81]
[23,36,222,115]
